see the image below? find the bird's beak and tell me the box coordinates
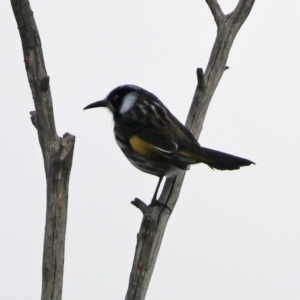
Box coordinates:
[83,99,107,110]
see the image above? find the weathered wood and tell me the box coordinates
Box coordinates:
[125,1,255,299]
[11,1,75,299]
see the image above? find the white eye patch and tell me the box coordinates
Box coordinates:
[120,92,137,114]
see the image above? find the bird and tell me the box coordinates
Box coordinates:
[84,85,254,206]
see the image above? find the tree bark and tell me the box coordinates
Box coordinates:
[126,1,255,299]
[11,1,75,299]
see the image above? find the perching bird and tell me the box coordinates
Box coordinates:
[84,85,254,206]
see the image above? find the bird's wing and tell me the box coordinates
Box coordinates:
[129,127,178,159]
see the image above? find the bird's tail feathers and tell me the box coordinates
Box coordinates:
[180,147,254,171]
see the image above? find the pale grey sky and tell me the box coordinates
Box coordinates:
[1,1,300,299]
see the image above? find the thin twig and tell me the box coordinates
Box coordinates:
[131,198,148,214]
[196,68,206,90]
[206,0,225,27]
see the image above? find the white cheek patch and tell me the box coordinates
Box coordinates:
[120,92,137,114]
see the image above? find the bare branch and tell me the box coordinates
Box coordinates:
[206,0,225,27]
[232,0,255,19]
[11,0,75,299]
[131,198,148,214]
[190,0,255,138]
[125,1,255,299]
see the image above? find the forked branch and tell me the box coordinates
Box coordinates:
[126,1,255,299]
[206,0,225,27]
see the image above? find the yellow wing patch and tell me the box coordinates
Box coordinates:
[178,150,200,163]
[178,150,194,157]
[129,135,160,158]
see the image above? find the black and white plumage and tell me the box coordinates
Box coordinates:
[84,85,254,204]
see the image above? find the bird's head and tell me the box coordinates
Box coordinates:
[84,85,143,117]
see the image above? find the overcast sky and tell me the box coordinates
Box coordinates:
[1,1,300,299]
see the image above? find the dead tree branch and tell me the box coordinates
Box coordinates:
[125,1,255,299]
[11,0,75,299]
[206,0,225,27]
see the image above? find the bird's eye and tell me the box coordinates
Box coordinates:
[113,95,118,101]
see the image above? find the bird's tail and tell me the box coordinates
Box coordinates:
[180,147,254,170]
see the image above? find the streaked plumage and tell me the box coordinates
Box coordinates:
[84,85,254,205]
